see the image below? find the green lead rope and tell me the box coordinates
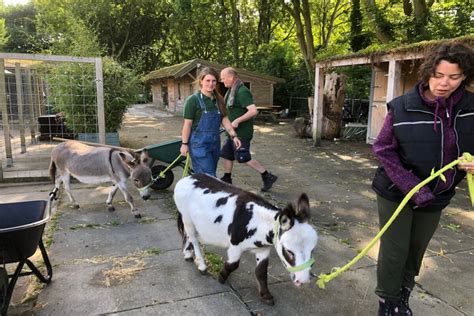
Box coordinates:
[182,154,190,177]
[316,152,474,289]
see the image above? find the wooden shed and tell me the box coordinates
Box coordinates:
[312,36,474,146]
[144,59,284,113]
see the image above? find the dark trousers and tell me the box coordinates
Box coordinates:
[375,195,444,300]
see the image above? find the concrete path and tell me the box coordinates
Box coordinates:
[2,104,472,315]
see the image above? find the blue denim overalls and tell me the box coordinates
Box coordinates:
[189,93,222,177]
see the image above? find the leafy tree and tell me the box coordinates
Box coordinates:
[280,0,350,91]
[46,57,140,133]
[35,0,140,132]
[0,18,8,49]
[362,0,394,43]
[349,0,371,52]
[0,3,46,53]
[36,0,173,74]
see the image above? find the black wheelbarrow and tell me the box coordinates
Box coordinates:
[139,139,191,190]
[0,191,55,316]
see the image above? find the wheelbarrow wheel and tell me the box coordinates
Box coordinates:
[151,165,175,190]
[0,267,7,311]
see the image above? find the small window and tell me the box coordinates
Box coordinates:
[244,82,251,90]
[178,83,181,100]
[189,84,193,94]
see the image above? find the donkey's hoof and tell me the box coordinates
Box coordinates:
[134,213,142,219]
[184,256,194,262]
[199,269,208,275]
[73,204,80,209]
[218,274,226,284]
[107,205,115,212]
[260,295,275,306]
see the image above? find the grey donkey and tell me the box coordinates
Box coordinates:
[49,141,152,218]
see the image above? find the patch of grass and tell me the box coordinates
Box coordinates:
[69,220,126,230]
[144,247,161,256]
[20,278,45,304]
[138,216,157,224]
[69,223,102,230]
[441,223,461,233]
[340,238,351,246]
[44,210,61,248]
[107,219,121,226]
[204,250,224,278]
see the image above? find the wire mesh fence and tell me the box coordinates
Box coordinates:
[288,96,310,117]
[0,53,103,181]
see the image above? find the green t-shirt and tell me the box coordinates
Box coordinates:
[183,93,219,130]
[225,85,254,140]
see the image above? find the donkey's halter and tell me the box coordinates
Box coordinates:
[137,176,155,192]
[137,154,191,192]
[273,218,315,273]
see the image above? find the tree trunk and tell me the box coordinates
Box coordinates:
[229,0,240,67]
[413,0,428,40]
[281,0,315,89]
[362,0,393,43]
[322,73,346,139]
[257,0,272,45]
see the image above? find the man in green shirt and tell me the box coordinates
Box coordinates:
[219,67,278,192]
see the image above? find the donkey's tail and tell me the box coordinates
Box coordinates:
[49,159,56,182]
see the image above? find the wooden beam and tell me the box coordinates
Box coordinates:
[26,69,37,144]
[0,59,13,166]
[316,52,425,69]
[312,66,324,146]
[95,58,106,144]
[0,53,96,63]
[387,59,402,102]
[15,63,26,153]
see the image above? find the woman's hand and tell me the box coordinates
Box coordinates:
[180,144,189,156]
[232,136,241,149]
[458,156,474,174]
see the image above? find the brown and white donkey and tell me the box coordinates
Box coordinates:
[174,173,318,305]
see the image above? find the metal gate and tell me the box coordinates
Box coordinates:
[0,53,104,182]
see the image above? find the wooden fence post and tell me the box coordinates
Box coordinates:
[0,59,13,166]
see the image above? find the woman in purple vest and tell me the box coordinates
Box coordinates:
[372,43,474,315]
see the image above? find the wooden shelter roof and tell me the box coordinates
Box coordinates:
[316,35,474,68]
[144,58,284,83]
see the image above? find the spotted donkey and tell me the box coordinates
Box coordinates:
[174,173,318,305]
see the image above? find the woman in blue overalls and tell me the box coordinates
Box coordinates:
[180,67,241,177]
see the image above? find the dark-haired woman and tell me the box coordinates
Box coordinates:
[372,43,474,315]
[180,67,240,177]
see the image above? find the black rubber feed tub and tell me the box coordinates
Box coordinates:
[0,200,53,316]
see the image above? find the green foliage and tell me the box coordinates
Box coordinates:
[427,1,474,40]
[2,0,472,108]
[0,18,8,49]
[102,57,141,131]
[249,43,312,104]
[204,250,224,278]
[47,57,140,133]
[0,3,45,53]
[337,65,371,100]
[349,0,371,52]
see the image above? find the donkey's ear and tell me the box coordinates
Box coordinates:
[280,204,295,231]
[140,149,149,164]
[119,152,136,168]
[296,193,310,222]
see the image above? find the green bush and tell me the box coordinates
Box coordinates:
[47,57,140,133]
